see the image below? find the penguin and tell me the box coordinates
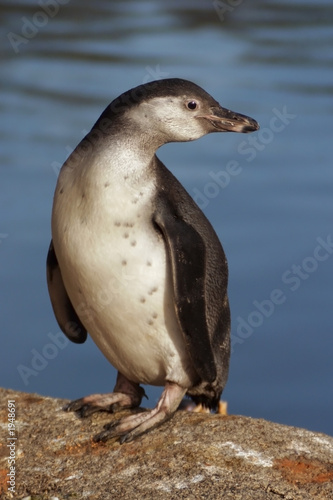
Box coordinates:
[47,78,259,443]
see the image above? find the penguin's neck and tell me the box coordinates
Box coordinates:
[64,128,160,196]
[88,122,164,176]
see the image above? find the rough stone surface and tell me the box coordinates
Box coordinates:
[0,387,332,499]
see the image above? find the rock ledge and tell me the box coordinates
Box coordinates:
[0,388,332,499]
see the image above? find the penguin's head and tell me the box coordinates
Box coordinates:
[106,78,259,145]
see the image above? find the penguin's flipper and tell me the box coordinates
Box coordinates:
[153,203,217,384]
[46,240,87,343]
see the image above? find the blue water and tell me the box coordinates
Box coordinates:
[1,0,332,436]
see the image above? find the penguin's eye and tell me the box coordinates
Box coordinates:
[187,101,197,110]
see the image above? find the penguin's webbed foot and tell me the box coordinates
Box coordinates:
[94,382,186,443]
[63,372,146,417]
[63,392,135,417]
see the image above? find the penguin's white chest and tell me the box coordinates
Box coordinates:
[52,170,193,387]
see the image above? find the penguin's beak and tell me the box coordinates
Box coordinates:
[201,106,260,133]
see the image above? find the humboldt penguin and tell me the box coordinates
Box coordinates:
[47,78,259,443]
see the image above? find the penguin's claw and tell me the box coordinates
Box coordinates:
[93,382,186,443]
[64,373,146,416]
[63,391,141,416]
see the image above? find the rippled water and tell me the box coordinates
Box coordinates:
[1,0,332,435]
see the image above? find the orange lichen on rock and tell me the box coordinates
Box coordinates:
[53,438,108,457]
[0,468,8,493]
[274,456,333,484]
